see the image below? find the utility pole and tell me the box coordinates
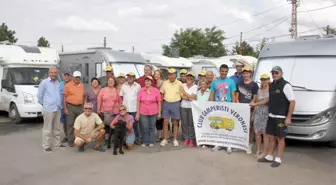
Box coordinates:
[61,45,64,52]
[239,32,243,55]
[132,46,135,53]
[289,0,299,39]
[103,37,107,48]
[326,25,330,35]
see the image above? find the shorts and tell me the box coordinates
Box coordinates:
[74,130,100,144]
[126,132,135,145]
[265,117,287,138]
[162,101,181,120]
[60,109,66,124]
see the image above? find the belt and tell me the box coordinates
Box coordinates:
[66,102,83,107]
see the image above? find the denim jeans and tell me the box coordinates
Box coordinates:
[140,114,157,144]
[128,112,139,140]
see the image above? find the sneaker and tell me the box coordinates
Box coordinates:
[202,145,207,149]
[257,157,273,163]
[141,144,146,148]
[113,150,117,155]
[271,161,281,168]
[61,138,68,143]
[189,140,195,147]
[44,148,52,152]
[68,142,74,147]
[78,146,85,152]
[246,144,253,154]
[160,139,168,146]
[94,146,106,152]
[212,146,221,152]
[183,139,189,146]
[149,144,154,148]
[173,140,179,147]
[55,144,66,149]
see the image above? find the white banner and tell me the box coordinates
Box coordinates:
[191,101,250,151]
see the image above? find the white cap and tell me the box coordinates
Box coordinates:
[73,71,81,77]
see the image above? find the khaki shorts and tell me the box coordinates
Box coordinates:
[74,131,100,144]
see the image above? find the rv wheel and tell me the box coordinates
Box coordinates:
[9,104,22,124]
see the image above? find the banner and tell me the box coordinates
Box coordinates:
[191,101,250,151]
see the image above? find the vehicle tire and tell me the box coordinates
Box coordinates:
[329,140,336,148]
[9,103,22,124]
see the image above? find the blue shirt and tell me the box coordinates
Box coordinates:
[210,77,236,102]
[230,73,243,85]
[37,77,62,112]
[59,81,65,109]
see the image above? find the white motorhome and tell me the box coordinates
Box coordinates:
[254,35,336,147]
[0,45,59,124]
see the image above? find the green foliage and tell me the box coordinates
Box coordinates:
[232,41,256,56]
[254,38,267,58]
[0,23,18,44]
[324,26,336,35]
[37,37,50,47]
[162,26,227,58]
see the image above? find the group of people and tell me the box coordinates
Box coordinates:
[37,61,295,167]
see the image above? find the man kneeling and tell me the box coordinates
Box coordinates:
[74,102,106,152]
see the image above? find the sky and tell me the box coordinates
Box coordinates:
[1,0,336,54]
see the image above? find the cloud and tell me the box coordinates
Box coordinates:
[223,6,255,24]
[117,4,173,19]
[55,16,119,32]
[117,6,143,17]
[168,23,180,31]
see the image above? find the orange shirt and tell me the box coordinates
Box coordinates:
[64,81,84,105]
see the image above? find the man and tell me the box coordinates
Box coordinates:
[37,67,66,152]
[235,66,259,154]
[60,71,71,143]
[160,68,182,147]
[137,64,156,87]
[179,69,188,83]
[100,66,114,88]
[117,72,126,89]
[210,64,236,153]
[206,71,215,89]
[74,102,105,152]
[258,66,295,168]
[64,71,85,147]
[120,72,141,145]
[230,61,245,85]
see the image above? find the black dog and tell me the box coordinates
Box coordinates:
[113,120,127,155]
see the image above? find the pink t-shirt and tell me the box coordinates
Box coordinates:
[112,114,134,133]
[97,87,121,115]
[138,87,162,116]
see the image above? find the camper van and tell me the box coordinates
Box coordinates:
[190,58,219,79]
[0,45,59,124]
[254,35,336,147]
[59,48,148,85]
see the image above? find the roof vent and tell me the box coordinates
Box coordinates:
[297,35,321,40]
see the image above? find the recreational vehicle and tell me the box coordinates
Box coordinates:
[0,45,59,124]
[254,35,336,147]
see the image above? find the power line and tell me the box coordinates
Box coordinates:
[301,0,323,35]
[298,4,336,13]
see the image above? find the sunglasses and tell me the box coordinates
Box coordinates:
[84,107,92,110]
[119,108,126,112]
[260,78,270,81]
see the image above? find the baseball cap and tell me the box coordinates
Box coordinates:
[260,73,270,80]
[186,71,195,77]
[271,66,283,73]
[242,66,253,72]
[145,76,153,81]
[180,69,188,74]
[127,72,136,76]
[105,66,113,71]
[118,73,125,78]
[73,71,81,77]
[63,71,70,75]
[168,68,177,74]
[198,70,206,76]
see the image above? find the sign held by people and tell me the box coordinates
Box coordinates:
[191,101,250,151]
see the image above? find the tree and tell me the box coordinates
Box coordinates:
[232,41,256,56]
[254,38,267,58]
[0,23,18,44]
[37,37,50,47]
[324,25,336,35]
[162,26,227,58]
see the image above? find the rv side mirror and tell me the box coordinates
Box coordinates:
[1,79,10,89]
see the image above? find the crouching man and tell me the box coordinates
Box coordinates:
[74,102,106,152]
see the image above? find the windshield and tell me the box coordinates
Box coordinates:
[110,63,145,78]
[9,68,49,85]
[254,57,336,91]
[202,67,220,77]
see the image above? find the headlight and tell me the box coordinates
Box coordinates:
[311,107,336,125]
[23,92,34,104]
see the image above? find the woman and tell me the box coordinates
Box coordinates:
[136,76,162,147]
[97,77,121,148]
[154,70,165,142]
[196,79,211,148]
[250,73,270,156]
[85,77,101,113]
[111,105,135,151]
[180,72,198,147]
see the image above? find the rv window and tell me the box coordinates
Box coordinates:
[8,68,49,85]
[111,63,145,78]
[95,63,102,77]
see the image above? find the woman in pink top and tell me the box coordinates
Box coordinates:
[136,76,162,147]
[97,77,121,148]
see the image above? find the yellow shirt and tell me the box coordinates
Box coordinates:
[74,113,103,136]
[160,79,182,102]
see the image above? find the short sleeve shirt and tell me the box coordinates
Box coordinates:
[196,89,211,101]
[181,84,198,108]
[138,87,162,115]
[160,80,182,102]
[120,82,141,112]
[112,114,135,133]
[74,113,103,135]
[210,77,236,102]
[236,81,259,103]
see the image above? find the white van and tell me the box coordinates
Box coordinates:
[0,45,59,124]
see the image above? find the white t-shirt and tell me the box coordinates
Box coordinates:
[181,84,198,108]
[120,82,141,112]
[269,84,295,118]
